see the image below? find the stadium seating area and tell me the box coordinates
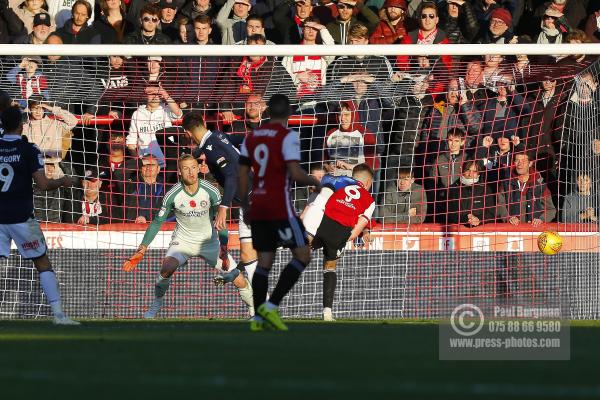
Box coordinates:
[1,0,599,229]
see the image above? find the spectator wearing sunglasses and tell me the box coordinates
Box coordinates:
[326,0,379,44]
[396,2,452,79]
[533,0,587,31]
[536,7,571,48]
[124,3,171,44]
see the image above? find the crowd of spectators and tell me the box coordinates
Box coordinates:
[0,0,599,229]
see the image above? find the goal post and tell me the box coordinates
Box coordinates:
[1,44,599,320]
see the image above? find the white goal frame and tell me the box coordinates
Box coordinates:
[1,43,599,57]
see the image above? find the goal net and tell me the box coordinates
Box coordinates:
[1,44,599,320]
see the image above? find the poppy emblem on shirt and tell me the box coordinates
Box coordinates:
[189,200,197,208]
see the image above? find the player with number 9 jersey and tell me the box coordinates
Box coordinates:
[0,106,80,325]
[238,94,320,331]
[0,136,44,225]
[240,122,301,221]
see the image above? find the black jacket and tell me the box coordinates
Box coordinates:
[126,0,187,27]
[476,145,523,188]
[11,32,36,44]
[159,19,179,42]
[439,0,479,43]
[447,181,499,226]
[181,41,228,102]
[98,154,138,223]
[525,85,567,154]
[0,2,26,43]
[56,19,101,44]
[123,29,172,44]
[325,2,379,45]
[93,13,135,44]
[272,0,302,44]
[475,25,514,44]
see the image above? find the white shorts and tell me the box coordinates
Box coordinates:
[302,203,325,237]
[0,218,47,259]
[238,207,252,243]
[301,187,332,237]
[165,232,230,272]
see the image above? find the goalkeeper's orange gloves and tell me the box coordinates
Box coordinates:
[123,246,146,272]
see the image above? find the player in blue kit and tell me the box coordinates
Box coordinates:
[181,111,257,286]
[0,106,79,325]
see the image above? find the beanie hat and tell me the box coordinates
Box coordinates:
[383,0,407,10]
[490,8,512,27]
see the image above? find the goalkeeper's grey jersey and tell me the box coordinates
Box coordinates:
[141,180,221,246]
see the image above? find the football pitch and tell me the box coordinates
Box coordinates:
[2,320,600,400]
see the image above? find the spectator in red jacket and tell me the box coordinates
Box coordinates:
[369,0,408,44]
[396,2,452,74]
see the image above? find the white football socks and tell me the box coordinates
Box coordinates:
[244,260,257,283]
[155,275,171,298]
[237,278,255,316]
[39,271,63,316]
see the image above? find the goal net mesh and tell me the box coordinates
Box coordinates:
[1,51,599,319]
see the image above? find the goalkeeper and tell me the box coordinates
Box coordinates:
[123,154,254,318]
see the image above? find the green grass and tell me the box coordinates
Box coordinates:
[1,319,600,400]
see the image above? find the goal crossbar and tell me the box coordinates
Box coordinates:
[2,43,600,57]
